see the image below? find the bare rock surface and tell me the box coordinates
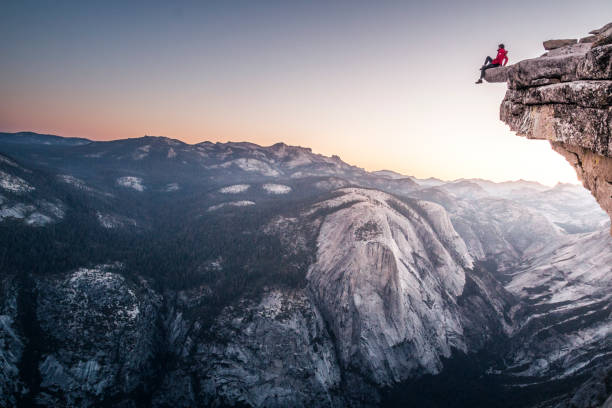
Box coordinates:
[35,265,162,407]
[543,39,577,50]
[153,289,343,408]
[0,277,24,407]
[498,22,612,230]
[591,22,612,47]
[504,229,612,381]
[484,66,511,83]
[306,188,511,385]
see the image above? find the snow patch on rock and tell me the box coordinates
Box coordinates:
[219,184,250,194]
[0,203,34,220]
[315,177,349,190]
[207,201,255,211]
[0,155,19,168]
[220,158,281,177]
[58,175,90,191]
[285,152,313,169]
[0,200,63,226]
[84,152,105,158]
[42,201,64,219]
[96,212,136,229]
[164,183,180,192]
[0,170,34,193]
[25,212,53,226]
[116,176,144,191]
[262,183,291,194]
[132,145,150,160]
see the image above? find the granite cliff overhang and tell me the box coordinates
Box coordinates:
[485,22,612,231]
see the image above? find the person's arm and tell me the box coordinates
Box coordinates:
[503,55,508,66]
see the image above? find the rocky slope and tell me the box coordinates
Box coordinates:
[154,289,343,408]
[0,132,610,407]
[503,229,612,382]
[486,22,612,231]
[305,188,507,385]
[0,277,24,407]
[34,265,162,407]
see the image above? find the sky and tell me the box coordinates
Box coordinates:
[1,1,611,185]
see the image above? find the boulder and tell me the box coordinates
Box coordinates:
[483,66,510,83]
[576,44,612,79]
[593,26,612,48]
[590,22,612,47]
[545,42,592,57]
[579,35,597,43]
[543,38,577,50]
[506,52,587,89]
[589,21,612,35]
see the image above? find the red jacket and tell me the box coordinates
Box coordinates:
[492,48,508,66]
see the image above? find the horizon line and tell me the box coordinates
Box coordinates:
[0,129,581,187]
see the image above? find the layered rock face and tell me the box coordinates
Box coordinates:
[307,189,470,385]
[504,229,612,382]
[488,22,612,229]
[306,188,513,386]
[155,289,343,408]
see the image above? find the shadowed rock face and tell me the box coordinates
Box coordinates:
[34,265,162,407]
[153,290,343,408]
[0,278,24,408]
[494,22,612,231]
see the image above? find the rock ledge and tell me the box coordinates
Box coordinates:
[496,22,612,231]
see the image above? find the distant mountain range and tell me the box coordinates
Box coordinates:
[0,131,610,407]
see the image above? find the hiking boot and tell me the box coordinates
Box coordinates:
[475,79,483,84]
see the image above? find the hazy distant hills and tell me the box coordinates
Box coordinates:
[0,132,610,407]
[0,131,91,146]
[1,131,606,233]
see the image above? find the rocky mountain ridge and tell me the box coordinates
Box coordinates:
[1,132,610,407]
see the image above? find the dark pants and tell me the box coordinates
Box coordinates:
[480,56,500,79]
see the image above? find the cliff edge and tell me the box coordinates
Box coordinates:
[487,22,612,231]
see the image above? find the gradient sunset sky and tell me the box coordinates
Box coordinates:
[2,1,611,185]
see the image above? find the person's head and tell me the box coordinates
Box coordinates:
[498,43,505,49]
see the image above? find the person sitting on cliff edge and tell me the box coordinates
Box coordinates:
[475,44,508,84]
